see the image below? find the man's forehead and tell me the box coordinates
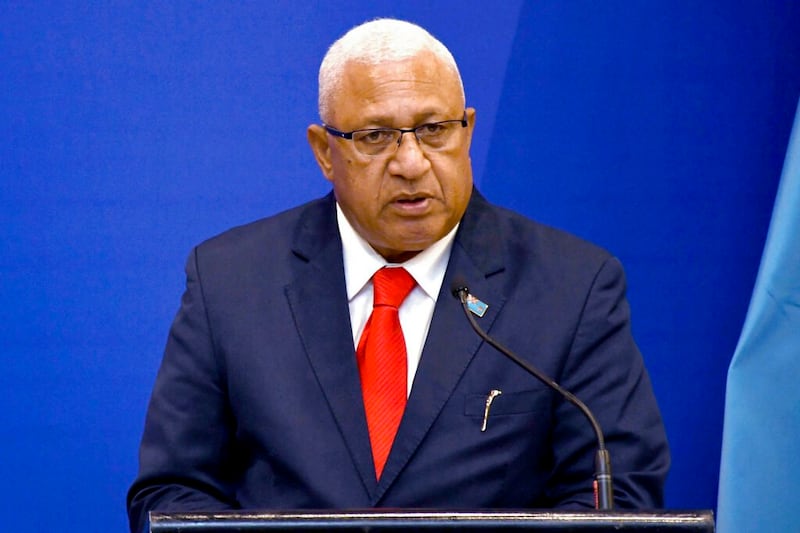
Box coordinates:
[331,56,463,125]
[344,51,450,83]
[332,97,462,129]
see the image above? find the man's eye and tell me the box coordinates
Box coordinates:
[418,123,446,137]
[357,130,394,145]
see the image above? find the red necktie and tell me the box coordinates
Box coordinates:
[357,266,416,479]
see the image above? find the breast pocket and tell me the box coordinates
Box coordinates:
[464,388,551,418]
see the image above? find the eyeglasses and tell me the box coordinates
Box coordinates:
[323,112,467,157]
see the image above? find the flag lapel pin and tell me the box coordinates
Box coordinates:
[466,294,488,318]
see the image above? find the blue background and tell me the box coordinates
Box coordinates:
[2,2,799,531]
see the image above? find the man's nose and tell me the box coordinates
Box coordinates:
[388,131,431,178]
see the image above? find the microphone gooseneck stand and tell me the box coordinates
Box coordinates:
[451,283,614,510]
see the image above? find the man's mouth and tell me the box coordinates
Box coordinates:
[392,195,431,214]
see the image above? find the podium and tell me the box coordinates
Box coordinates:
[148,509,715,532]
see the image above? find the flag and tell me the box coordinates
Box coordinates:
[717,99,800,532]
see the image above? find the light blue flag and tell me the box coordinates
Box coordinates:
[717,99,800,532]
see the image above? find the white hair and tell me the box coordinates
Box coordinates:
[318,18,465,123]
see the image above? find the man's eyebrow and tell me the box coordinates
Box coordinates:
[358,111,449,128]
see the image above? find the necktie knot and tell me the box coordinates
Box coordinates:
[372,267,416,309]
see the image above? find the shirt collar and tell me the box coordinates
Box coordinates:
[336,203,458,302]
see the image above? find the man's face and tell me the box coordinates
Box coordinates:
[308,51,475,263]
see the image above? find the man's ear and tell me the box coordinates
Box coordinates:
[307,124,334,182]
[463,107,477,152]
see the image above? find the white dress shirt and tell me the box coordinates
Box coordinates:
[336,203,457,397]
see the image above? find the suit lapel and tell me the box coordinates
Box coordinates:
[374,190,509,502]
[284,195,378,499]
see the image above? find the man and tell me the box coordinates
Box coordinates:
[128,18,669,533]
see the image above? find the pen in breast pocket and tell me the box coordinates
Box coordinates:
[481,389,503,432]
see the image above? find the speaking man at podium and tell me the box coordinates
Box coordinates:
[128,18,669,533]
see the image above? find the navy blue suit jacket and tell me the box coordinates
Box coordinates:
[128,189,669,532]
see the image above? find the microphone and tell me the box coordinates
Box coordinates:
[450,279,614,510]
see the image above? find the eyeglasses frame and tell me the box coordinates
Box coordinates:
[322,112,468,156]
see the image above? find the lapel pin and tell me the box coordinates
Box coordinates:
[466,293,488,318]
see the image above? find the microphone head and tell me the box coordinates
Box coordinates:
[450,277,469,300]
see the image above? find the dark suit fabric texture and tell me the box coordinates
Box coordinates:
[128,189,669,532]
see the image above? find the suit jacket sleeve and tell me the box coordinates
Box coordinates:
[127,247,239,532]
[546,255,669,508]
